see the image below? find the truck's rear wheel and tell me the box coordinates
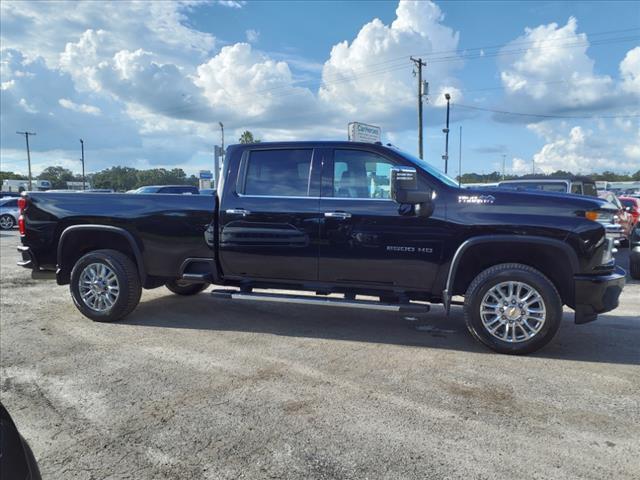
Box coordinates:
[464,263,562,355]
[165,279,209,296]
[70,249,141,322]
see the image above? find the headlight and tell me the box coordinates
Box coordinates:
[585,210,614,224]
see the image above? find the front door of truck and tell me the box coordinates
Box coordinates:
[318,147,447,291]
[219,147,321,282]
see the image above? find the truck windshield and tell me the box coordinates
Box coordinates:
[394,150,460,188]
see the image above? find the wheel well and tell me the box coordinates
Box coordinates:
[451,242,575,304]
[58,230,141,284]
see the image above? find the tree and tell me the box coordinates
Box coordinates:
[238,130,260,144]
[0,171,27,182]
[38,166,75,189]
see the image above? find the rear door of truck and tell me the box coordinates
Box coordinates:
[218,146,322,281]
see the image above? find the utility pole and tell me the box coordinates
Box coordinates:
[458,126,462,187]
[442,93,451,174]
[502,153,506,180]
[16,131,36,190]
[410,57,427,159]
[80,139,86,190]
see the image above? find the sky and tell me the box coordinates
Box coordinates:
[1,0,639,179]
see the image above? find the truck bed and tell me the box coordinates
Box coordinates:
[21,192,216,279]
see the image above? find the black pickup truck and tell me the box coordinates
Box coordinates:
[17,141,625,354]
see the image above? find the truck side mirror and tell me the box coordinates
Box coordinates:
[390,167,434,217]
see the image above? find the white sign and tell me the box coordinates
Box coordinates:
[348,122,381,143]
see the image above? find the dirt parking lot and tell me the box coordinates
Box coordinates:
[1,229,638,479]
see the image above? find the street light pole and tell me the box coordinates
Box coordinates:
[80,139,86,190]
[443,93,451,174]
[16,131,36,191]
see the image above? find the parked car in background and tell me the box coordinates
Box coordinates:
[497,177,598,196]
[599,191,633,245]
[0,197,20,230]
[131,185,199,194]
[630,225,640,279]
[619,196,640,226]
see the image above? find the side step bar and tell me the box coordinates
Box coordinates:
[210,289,430,314]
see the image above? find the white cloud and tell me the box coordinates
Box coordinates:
[58,98,101,115]
[245,29,260,43]
[620,46,640,94]
[18,97,38,113]
[498,17,638,120]
[217,0,245,8]
[194,43,318,124]
[512,122,640,174]
[318,0,462,128]
[0,1,216,68]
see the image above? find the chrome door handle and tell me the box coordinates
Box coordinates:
[226,208,251,216]
[324,211,352,219]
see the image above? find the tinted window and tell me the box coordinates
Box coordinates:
[244,149,312,196]
[500,182,568,193]
[620,199,635,208]
[570,183,582,194]
[1,199,18,207]
[583,183,597,197]
[332,150,394,199]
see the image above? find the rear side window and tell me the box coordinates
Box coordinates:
[244,149,312,196]
[1,199,18,207]
[570,183,583,194]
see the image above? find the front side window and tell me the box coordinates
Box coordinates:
[570,183,583,194]
[332,149,394,199]
[244,149,312,196]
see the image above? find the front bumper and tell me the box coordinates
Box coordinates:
[573,266,626,324]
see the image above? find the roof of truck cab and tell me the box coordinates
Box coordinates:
[228,141,394,149]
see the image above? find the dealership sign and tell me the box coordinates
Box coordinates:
[348,122,381,143]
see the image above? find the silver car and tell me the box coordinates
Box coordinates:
[0,197,20,230]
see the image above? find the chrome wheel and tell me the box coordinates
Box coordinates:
[78,262,120,312]
[480,281,546,343]
[0,215,14,230]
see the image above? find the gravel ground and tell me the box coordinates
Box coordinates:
[1,229,639,479]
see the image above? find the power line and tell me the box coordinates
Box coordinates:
[453,103,640,119]
[149,33,637,120]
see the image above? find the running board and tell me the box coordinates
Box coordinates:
[210,289,430,314]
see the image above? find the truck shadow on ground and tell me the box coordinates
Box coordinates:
[122,292,639,366]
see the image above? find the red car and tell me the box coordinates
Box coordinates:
[599,191,634,244]
[619,196,640,226]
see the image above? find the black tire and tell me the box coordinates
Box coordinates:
[0,214,15,230]
[70,249,142,322]
[165,279,209,296]
[630,253,640,280]
[463,263,563,355]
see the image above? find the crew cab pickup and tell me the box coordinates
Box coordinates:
[17,141,625,354]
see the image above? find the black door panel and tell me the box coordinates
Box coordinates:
[219,148,322,281]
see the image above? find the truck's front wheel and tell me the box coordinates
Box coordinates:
[70,249,142,322]
[464,263,562,355]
